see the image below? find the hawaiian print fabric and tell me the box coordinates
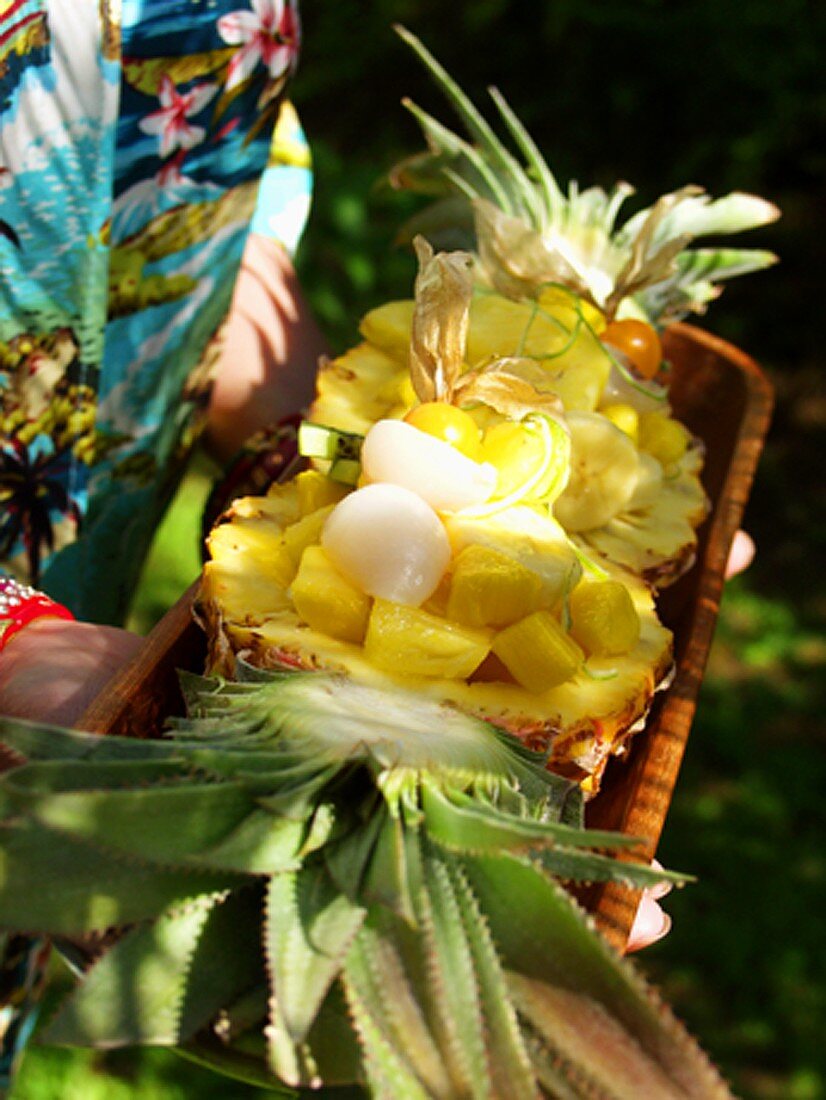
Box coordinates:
[0,0,309,624]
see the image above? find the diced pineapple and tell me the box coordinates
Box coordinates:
[492,611,583,693]
[208,517,296,589]
[290,545,371,644]
[638,412,690,467]
[447,545,544,628]
[601,403,639,443]
[359,299,416,361]
[443,506,580,610]
[282,504,336,567]
[364,599,491,680]
[568,579,641,657]
[295,470,350,516]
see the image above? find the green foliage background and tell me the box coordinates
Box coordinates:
[15,3,825,1098]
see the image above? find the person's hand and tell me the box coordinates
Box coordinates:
[626,864,673,952]
[0,619,143,728]
[627,529,755,952]
[207,234,329,464]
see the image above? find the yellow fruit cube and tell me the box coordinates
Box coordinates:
[295,470,349,516]
[359,299,415,361]
[447,545,544,628]
[638,412,690,467]
[601,403,639,443]
[282,504,336,567]
[364,599,491,680]
[290,546,371,644]
[568,580,641,657]
[492,611,583,693]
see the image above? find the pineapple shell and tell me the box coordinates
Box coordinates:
[200,481,673,793]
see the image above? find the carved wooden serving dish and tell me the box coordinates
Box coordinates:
[78,322,774,951]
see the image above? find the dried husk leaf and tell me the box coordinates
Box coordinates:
[603,186,702,319]
[453,359,565,423]
[409,236,474,403]
[473,199,591,302]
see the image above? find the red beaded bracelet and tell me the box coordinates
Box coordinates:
[0,577,75,653]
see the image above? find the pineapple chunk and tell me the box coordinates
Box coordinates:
[290,545,371,644]
[364,599,491,680]
[208,517,296,589]
[312,343,405,434]
[447,545,544,628]
[282,505,336,567]
[443,506,580,610]
[568,580,641,657]
[295,470,349,516]
[601,403,639,443]
[492,611,584,693]
[359,299,415,361]
[638,412,690,467]
[466,292,610,411]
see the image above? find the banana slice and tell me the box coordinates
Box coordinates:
[553,412,640,532]
[626,451,664,511]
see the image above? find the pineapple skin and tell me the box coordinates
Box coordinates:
[200,482,674,794]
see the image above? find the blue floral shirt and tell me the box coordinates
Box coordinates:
[0,0,310,624]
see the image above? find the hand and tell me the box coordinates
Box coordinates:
[626,864,673,952]
[206,234,329,464]
[627,529,755,952]
[0,619,143,728]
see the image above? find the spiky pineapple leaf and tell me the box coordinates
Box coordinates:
[42,895,219,1048]
[0,821,244,935]
[464,853,733,1098]
[43,887,263,1048]
[442,855,536,1099]
[4,772,256,865]
[343,915,448,1098]
[265,864,366,1050]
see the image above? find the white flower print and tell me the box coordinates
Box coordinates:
[139,75,218,159]
[218,0,300,92]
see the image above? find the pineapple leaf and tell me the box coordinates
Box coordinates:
[464,853,734,1098]
[42,894,219,1048]
[0,821,244,935]
[0,715,186,764]
[395,25,528,218]
[264,864,365,1048]
[418,846,490,1096]
[445,856,536,1099]
[343,914,449,1097]
[3,772,257,866]
[43,887,263,1048]
[421,781,642,857]
[360,808,420,926]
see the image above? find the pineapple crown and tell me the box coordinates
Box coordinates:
[392,26,779,325]
[0,666,735,1098]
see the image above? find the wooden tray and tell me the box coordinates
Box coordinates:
[78,322,774,951]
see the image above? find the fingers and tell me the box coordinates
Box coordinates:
[725,529,755,580]
[626,859,673,953]
[626,893,672,952]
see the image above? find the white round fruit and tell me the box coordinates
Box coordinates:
[361,419,497,512]
[322,483,451,606]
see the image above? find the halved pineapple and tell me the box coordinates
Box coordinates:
[201,478,673,791]
[311,289,708,588]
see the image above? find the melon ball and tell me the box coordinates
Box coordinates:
[322,483,451,606]
[361,419,497,512]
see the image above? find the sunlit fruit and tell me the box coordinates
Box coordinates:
[361,418,497,512]
[322,482,451,606]
[405,402,484,460]
[601,319,663,379]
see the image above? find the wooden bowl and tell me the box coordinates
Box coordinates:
[78,322,774,951]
